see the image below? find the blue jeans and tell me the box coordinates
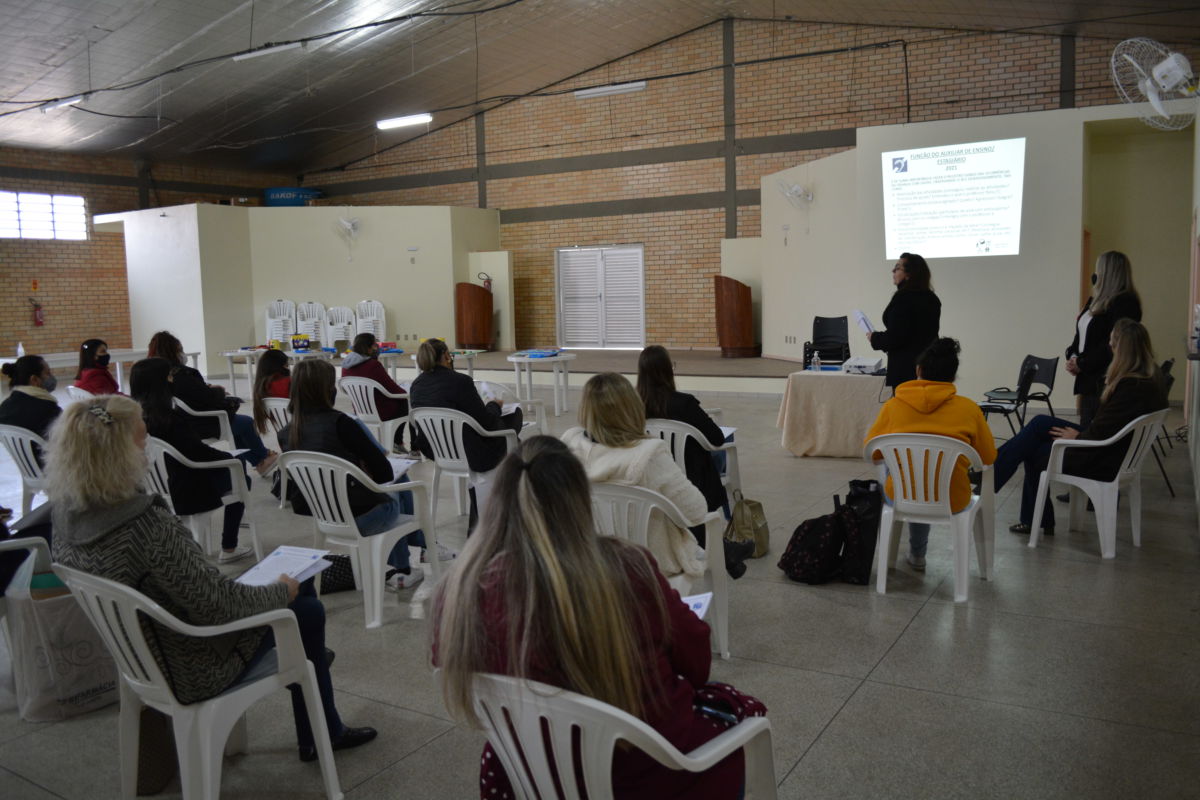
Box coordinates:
[231,412,270,466]
[993,414,1081,529]
[349,419,424,569]
[238,579,343,749]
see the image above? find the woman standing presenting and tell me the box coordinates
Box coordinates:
[1065,250,1141,429]
[867,252,941,389]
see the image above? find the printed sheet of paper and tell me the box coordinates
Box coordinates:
[236,546,331,587]
[853,310,874,334]
[681,592,713,620]
[720,426,737,439]
[387,456,419,481]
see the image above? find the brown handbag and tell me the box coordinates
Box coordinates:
[723,489,770,559]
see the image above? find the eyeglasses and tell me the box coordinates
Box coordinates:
[892,266,905,273]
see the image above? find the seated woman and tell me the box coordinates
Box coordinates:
[864,338,997,570]
[0,355,61,439]
[562,372,708,583]
[130,358,255,564]
[74,338,120,395]
[46,395,375,762]
[147,330,278,476]
[340,333,408,450]
[279,359,428,590]
[408,338,522,530]
[251,348,291,435]
[994,318,1167,536]
[433,436,766,800]
[637,344,729,521]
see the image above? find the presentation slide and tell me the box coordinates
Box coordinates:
[881,137,1025,259]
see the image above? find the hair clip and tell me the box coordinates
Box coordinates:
[87,404,114,425]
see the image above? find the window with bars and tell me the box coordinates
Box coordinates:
[0,191,88,240]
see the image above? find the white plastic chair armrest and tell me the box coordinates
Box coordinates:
[703,407,723,422]
[675,717,772,770]
[356,478,429,514]
[374,387,408,400]
[0,537,51,573]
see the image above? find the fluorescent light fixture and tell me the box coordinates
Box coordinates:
[40,94,86,113]
[232,41,303,62]
[573,81,646,99]
[376,113,433,130]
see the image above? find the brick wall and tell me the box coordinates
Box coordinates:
[0,146,288,360]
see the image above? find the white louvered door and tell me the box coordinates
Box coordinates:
[556,245,645,348]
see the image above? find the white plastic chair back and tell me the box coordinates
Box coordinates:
[589,482,729,658]
[355,300,385,339]
[263,397,292,435]
[326,306,356,347]
[277,450,432,628]
[1029,409,1169,558]
[337,376,407,447]
[265,299,296,342]
[409,407,518,527]
[864,433,988,602]
[0,424,48,514]
[646,417,742,495]
[172,397,235,446]
[143,436,261,559]
[296,301,327,343]
[66,385,94,401]
[471,674,777,800]
[53,564,343,800]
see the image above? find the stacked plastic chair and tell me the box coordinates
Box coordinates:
[355,300,386,340]
[326,306,356,347]
[296,302,327,345]
[265,299,296,343]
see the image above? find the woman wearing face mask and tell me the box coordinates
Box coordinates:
[340,332,408,450]
[0,354,62,439]
[74,338,121,395]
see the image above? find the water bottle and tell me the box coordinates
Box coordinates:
[16,342,24,357]
[810,350,821,371]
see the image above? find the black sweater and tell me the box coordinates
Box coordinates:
[869,288,941,387]
[1063,375,1166,480]
[1065,291,1142,398]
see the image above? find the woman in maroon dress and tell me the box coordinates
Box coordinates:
[433,436,764,799]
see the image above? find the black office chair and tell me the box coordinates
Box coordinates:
[984,355,1058,418]
[1149,359,1176,498]
[803,316,850,365]
[980,361,1037,436]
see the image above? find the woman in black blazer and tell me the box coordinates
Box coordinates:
[867,252,941,389]
[1066,250,1142,429]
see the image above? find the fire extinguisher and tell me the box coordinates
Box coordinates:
[477,272,492,292]
[29,298,44,327]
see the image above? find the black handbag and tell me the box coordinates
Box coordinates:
[317,554,357,594]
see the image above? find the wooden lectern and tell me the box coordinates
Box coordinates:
[455,283,494,350]
[714,275,760,358]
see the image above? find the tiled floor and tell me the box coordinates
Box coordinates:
[0,385,1196,799]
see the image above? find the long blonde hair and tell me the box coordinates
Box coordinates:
[433,436,666,726]
[45,395,146,512]
[579,372,647,447]
[1091,251,1139,315]
[1102,318,1158,402]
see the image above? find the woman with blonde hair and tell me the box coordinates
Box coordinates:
[995,318,1166,536]
[47,394,376,761]
[432,436,765,799]
[562,372,707,581]
[1065,250,1142,429]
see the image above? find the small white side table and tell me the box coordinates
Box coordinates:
[507,352,576,416]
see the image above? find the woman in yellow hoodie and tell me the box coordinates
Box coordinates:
[864,338,998,570]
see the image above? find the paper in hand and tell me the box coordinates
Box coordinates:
[680,592,713,620]
[853,310,874,334]
[236,546,331,587]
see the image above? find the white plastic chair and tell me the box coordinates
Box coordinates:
[1028,409,1168,559]
[409,407,518,525]
[646,418,742,496]
[355,300,386,340]
[864,434,990,603]
[326,307,356,348]
[66,385,94,401]
[338,377,408,450]
[143,436,262,561]
[263,397,292,435]
[265,299,296,343]
[277,451,430,629]
[471,674,776,800]
[589,483,729,659]
[296,302,327,345]
[53,564,343,800]
[173,397,236,447]
[0,424,48,514]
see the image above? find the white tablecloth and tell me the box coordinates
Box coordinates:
[776,371,887,457]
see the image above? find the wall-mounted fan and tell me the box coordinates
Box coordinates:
[1111,38,1197,130]
[776,179,814,209]
[334,217,360,261]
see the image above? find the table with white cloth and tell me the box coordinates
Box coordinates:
[1,348,199,395]
[776,370,887,457]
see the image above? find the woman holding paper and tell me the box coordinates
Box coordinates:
[278,359,429,590]
[433,435,766,800]
[46,394,376,762]
[867,252,941,389]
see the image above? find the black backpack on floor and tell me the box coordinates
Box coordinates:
[777,479,882,585]
[839,479,883,585]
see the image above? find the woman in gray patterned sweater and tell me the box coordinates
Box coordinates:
[47,394,376,763]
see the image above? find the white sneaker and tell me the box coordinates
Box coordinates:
[906,553,926,572]
[385,569,425,591]
[422,544,457,563]
[218,545,255,564]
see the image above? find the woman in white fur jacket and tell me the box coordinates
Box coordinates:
[562,372,708,580]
